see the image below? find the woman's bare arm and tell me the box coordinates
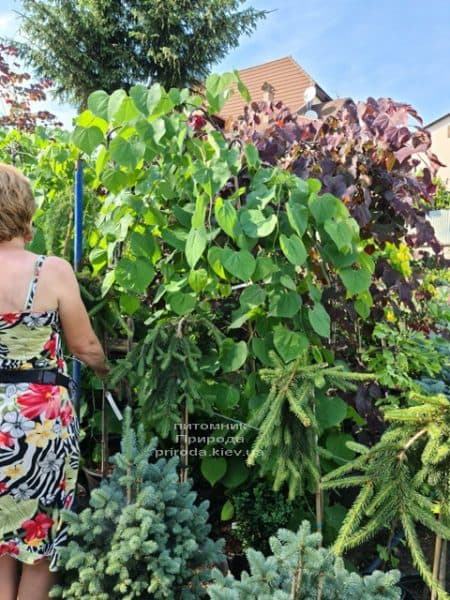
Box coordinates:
[48,257,110,377]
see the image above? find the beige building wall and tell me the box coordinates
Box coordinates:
[427,113,450,188]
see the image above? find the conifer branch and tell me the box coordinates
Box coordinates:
[332,484,373,555]
[401,513,450,600]
[242,349,374,501]
[398,427,427,461]
[325,390,450,597]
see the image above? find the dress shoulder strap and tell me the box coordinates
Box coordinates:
[24,255,46,311]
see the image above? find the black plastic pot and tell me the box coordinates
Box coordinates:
[227,553,249,579]
[82,467,104,493]
[397,575,425,600]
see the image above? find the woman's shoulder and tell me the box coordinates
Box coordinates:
[40,255,76,279]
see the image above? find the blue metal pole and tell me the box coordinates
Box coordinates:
[74,158,83,270]
[73,158,84,401]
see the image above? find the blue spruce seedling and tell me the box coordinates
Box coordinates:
[207,520,401,600]
[50,407,225,599]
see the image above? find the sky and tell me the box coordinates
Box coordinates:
[1,0,449,128]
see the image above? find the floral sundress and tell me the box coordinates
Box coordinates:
[0,254,79,571]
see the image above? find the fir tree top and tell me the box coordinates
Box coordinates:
[17,0,267,107]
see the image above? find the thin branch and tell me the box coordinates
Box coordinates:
[398,428,427,461]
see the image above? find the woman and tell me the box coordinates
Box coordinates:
[0,163,109,600]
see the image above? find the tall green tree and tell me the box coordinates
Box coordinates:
[17,0,266,108]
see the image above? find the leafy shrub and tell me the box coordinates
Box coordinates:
[418,336,450,398]
[362,322,443,391]
[0,126,101,259]
[227,95,444,324]
[228,96,441,251]
[207,520,401,599]
[73,79,378,500]
[432,180,450,210]
[230,479,296,554]
[3,75,447,597]
[50,408,225,599]
[0,41,61,130]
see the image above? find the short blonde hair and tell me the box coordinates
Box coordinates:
[0,163,36,242]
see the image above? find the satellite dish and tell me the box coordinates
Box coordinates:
[303,85,316,104]
[304,109,318,119]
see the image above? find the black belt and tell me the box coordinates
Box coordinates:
[0,368,76,394]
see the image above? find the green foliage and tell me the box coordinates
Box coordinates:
[230,479,297,554]
[362,322,443,392]
[376,542,402,569]
[228,93,442,322]
[4,71,450,598]
[3,74,440,570]
[418,337,450,399]
[50,407,225,599]
[322,387,450,600]
[60,79,375,500]
[0,126,100,259]
[4,74,370,502]
[4,71,450,600]
[226,349,372,501]
[207,520,401,599]
[68,80,371,325]
[414,268,450,335]
[18,0,266,106]
[109,315,223,440]
[432,179,450,209]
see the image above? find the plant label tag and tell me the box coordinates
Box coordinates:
[105,391,123,421]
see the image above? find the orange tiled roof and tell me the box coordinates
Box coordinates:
[219,56,331,120]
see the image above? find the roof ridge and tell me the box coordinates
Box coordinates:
[285,55,314,85]
[234,55,330,100]
[236,55,297,73]
[425,112,450,128]
[285,56,331,102]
